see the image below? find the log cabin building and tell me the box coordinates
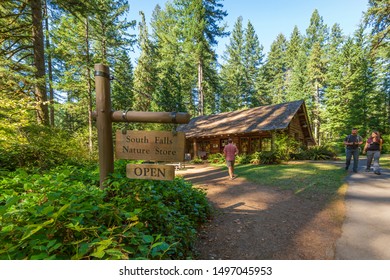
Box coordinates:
[177,100,315,159]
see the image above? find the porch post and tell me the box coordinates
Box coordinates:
[193,139,198,159]
[271,130,276,152]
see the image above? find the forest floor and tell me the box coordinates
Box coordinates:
[177,163,346,260]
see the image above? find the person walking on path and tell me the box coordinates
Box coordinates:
[344,128,363,172]
[223,138,238,180]
[363,131,383,175]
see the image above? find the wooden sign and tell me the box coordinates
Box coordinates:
[116,130,186,162]
[94,64,191,188]
[126,164,175,181]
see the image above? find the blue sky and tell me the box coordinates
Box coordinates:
[128,0,369,61]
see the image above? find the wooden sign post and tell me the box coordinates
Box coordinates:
[94,64,114,188]
[94,63,190,188]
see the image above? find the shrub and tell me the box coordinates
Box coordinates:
[191,157,204,164]
[207,153,225,164]
[0,164,211,260]
[250,152,261,165]
[236,153,251,164]
[258,151,283,164]
[0,125,93,171]
[274,134,301,161]
[247,151,283,165]
[382,134,389,154]
[292,145,337,160]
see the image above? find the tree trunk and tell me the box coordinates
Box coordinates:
[86,19,93,155]
[31,0,49,125]
[314,83,320,145]
[198,58,204,116]
[44,0,54,126]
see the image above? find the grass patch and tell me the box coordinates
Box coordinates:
[215,154,389,200]
[379,154,390,169]
[235,161,346,200]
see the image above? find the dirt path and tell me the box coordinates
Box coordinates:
[177,164,345,260]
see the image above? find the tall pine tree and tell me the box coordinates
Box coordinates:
[304,10,329,144]
[264,33,288,104]
[220,16,246,111]
[243,20,264,108]
[175,0,228,115]
[220,17,263,111]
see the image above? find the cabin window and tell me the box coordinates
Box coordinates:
[220,138,229,153]
[197,140,210,159]
[250,137,261,153]
[199,140,211,153]
[261,138,272,151]
[240,137,249,154]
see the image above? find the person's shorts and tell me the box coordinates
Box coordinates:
[226,160,235,167]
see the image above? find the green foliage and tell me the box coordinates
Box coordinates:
[236,153,251,164]
[274,134,302,161]
[292,145,338,160]
[0,125,93,171]
[259,151,283,164]
[264,34,289,104]
[365,0,390,52]
[191,157,204,164]
[0,164,210,260]
[249,151,261,165]
[242,143,337,164]
[220,16,247,111]
[133,11,158,112]
[207,153,225,164]
[382,135,389,153]
[250,151,283,165]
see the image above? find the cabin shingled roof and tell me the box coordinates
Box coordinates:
[177,100,308,138]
